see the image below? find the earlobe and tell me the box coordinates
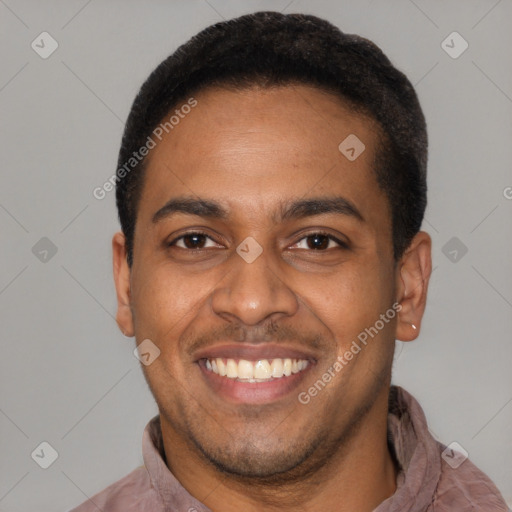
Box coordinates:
[112,232,135,337]
[395,231,432,342]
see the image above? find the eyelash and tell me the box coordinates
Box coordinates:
[168,231,348,250]
[168,231,219,249]
[293,232,348,250]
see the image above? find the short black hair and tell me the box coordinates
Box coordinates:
[116,11,427,266]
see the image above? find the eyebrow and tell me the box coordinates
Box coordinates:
[279,197,365,223]
[151,196,364,224]
[152,198,228,223]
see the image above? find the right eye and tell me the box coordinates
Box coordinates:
[168,232,222,250]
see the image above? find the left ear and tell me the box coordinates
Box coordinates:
[395,231,432,341]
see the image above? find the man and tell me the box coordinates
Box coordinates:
[71,11,508,512]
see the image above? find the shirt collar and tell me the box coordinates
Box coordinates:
[142,415,210,511]
[142,385,441,511]
[374,386,441,511]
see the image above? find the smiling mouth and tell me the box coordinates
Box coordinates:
[203,357,310,383]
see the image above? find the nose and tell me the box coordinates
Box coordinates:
[211,247,299,326]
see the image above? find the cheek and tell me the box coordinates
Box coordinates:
[299,263,392,343]
[131,265,201,338]
[131,260,231,356]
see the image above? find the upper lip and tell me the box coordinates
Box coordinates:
[193,343,318,363]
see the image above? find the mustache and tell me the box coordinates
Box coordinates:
[185,321,326,356]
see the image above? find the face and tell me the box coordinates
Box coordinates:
[114,84,427,480]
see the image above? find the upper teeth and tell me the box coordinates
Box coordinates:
[205,358,309,381]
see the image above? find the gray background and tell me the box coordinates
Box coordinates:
[1,0,511,510]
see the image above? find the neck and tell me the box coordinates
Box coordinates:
[162,385,397,512]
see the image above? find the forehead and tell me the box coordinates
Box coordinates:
[138,84,389,227]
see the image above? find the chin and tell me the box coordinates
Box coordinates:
[189,429,327,483]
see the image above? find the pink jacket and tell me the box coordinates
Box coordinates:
[69,386,509,511]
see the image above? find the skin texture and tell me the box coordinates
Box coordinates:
[113,84,432,511]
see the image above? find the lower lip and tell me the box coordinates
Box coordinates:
[197,360,314,404]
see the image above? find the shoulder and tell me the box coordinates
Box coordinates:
[433,443,509,511]
[67,465,164,512]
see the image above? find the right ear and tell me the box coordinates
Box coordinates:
[112,232,134,337]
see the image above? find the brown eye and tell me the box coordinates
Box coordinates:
[291,233,347,251]
[183,234,207,248]
[306,234,330,250]
[171,233,219,249]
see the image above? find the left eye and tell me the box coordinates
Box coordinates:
[171,233,220,249]
[293,234,344,250]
